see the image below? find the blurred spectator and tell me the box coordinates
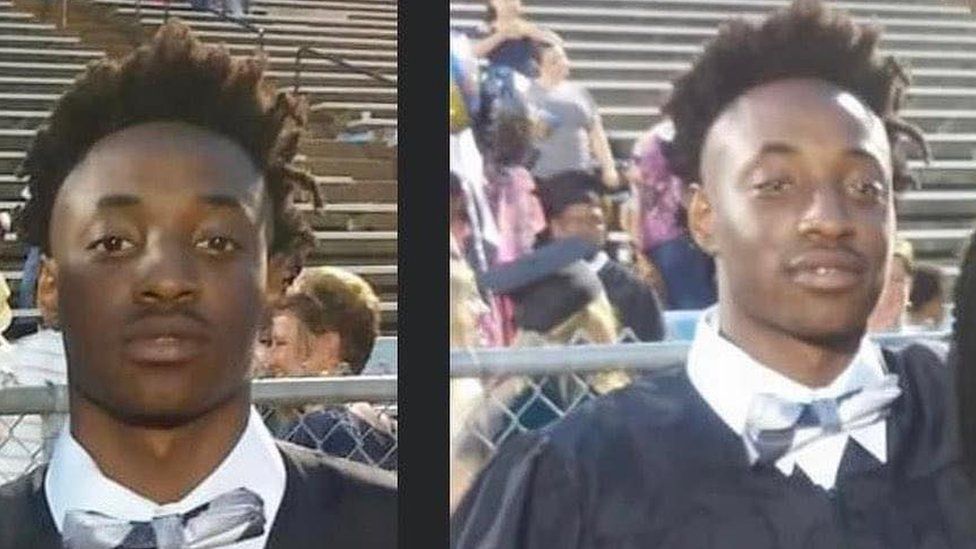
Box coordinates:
[449,242,490,511]
[529,44,620,190]
[627,120,717,310]
[0,272,64,483]
[451,235,491,349]
[867,238,914,333]
[481,239,632,418]
[268,266,397,471]
[906,264,946,331]
[470,0,561,78]
[535,171,665,341]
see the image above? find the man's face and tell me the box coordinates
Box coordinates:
[44,121,273,426]
[550,200,606,247]
[266,312,309,378]
[693,78,893,342]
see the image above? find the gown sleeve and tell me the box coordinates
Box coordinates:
[450,430,584,549]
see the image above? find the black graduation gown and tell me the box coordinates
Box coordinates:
[451,342,976,548]
[0,441,397,548]
[595,260,665,342]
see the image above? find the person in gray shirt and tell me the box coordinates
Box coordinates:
[528,43,620,189]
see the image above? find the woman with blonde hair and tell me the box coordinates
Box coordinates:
[257,266,398,470]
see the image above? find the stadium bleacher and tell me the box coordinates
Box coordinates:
[450,0,976,300]
[0,0,398,334]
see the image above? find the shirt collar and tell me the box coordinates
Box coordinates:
[45,406,287,539]
[686,306,888,486]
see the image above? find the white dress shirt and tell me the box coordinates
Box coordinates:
[686,306,889,490]
[45,406,286,548]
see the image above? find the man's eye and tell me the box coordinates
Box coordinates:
[86,236,135,254]
[195,236,240,253]
[849,178,885,199]
[756,177,793,194]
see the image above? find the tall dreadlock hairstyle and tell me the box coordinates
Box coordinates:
[663,0,929,194]
[16,19,320,260]
[953,231,976,482]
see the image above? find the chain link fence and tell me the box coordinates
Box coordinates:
[449,331,951,487]
[0,376,398,483]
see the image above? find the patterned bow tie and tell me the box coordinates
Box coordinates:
[743,373,902,466]
[63,487,266,549]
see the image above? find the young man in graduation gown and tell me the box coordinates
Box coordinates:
[451,1,976,547]
[0,21,396,548]
[535,170,666,342]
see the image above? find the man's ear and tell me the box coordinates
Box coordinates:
[37,257,59,328]
[687,183,717,256]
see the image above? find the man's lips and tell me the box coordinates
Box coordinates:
[786,249,867,292]
[122,315,210,364]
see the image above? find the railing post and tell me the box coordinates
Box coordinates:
[164,0,170,21]
[257,27,265,54]
[60,0,67,28]
[293,46,305,93]
[136,0,142,18]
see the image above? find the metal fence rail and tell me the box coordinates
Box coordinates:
[449,332,952,491]
[0,376,398,483]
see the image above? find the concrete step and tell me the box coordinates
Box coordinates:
[302,156,396,179]
[106,4,397,28]
[910,160,976,187]
[0,33,81,47]
[450,2,976,32]
[0,47,102,63]
[99,0,396,15]
[222,42,396,60]
[293,85,395,103]
[309,101,396,117]
[140,26,397,50]
[499,0,972,19]
[898,227,970,257]
[252,0,396,15]
[299,139,396,159]
[318,180,396,202]
[897,190,976,218]
[311,230,397,261]
[451,17,976,52]
[132,14,397,37]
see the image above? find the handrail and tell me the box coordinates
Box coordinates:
[135,0,264,52]
[293,45,395,94]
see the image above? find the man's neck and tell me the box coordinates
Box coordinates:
[68,390,251,504]
[717,307,863,388]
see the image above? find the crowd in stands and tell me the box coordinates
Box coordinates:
[451,0,975,541]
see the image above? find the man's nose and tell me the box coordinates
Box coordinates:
[133,236,200,306]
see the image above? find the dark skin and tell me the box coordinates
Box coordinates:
[689,78,893,387]
[37,121,279,503]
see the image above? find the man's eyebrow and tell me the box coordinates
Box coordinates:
[755,142,799,157]
[200,194,249,212]
[96,195,141,209]
[843,147,885,166]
